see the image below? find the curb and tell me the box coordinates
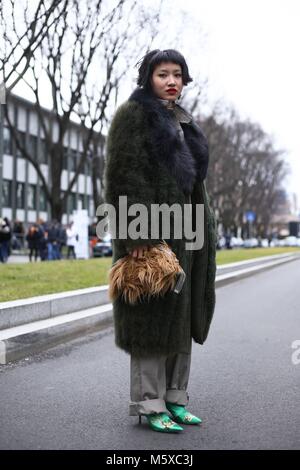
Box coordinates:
[216,253,300,286]
[0,286,109,330]
[0,252,299,364]
[0,305,113,364]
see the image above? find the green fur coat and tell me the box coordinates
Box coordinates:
[104,86,217,357]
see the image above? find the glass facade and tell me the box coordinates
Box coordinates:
[0,98,99,224]
[40,139,48,164]
[3,126,12,155]
[28,135,38,161]
[16,182,25,209]
[39,186,47,212]
[28,184,36,210]
[2,180,12,207]
[16,131,26,158]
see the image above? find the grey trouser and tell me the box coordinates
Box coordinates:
[129,337,192,416]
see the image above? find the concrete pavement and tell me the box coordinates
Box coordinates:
[1,251,300,364]
[0,257,299,449]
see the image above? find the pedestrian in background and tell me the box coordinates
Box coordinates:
[37,219,48,261]
[12,219,25,249]
[26,223,42,262]
[66,222,77,259]
[58,223,67,259]
[47,221,60,261]
[0,217,12,263]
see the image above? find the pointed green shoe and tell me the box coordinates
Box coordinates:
[166,402,202,425]
[144,412,184,433]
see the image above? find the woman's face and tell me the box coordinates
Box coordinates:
[151,61,183,101]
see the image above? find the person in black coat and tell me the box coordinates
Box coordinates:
[105,49,217,433]
[0,217,12,263]
[26,223,43,262]
[47,221,60,260]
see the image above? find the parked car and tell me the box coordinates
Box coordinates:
[217,236,226,249]
[283,236,297,246]
[230,236,244,248]
[269,238,281,247]
[260,238,269,248]
[243,237,259,248]
[93,235,112,257]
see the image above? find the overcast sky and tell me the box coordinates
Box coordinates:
[11,0,300,210]
[163,0,300,210]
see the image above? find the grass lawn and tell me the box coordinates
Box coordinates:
[216,246,300,265]
[0,246,299,303]
[0,258,112,303]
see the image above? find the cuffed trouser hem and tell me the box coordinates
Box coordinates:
[165,389,189,406]
[129,398,170,416]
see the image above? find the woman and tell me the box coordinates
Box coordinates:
[26,223,42,262]
[0,217,12,263]
[66,222,77,259]
[105,49,217,433]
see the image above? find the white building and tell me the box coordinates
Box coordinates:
[0,93,102,227]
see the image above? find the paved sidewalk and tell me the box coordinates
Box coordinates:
[6,255,30,264]
[1,251,299,365]
[0,258,299,449]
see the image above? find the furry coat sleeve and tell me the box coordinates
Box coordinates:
[104,100,163,252]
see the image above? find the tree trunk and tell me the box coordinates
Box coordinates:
[50,145,64,222]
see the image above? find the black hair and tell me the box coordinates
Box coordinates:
[135,49,193,90]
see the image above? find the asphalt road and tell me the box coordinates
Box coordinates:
[0,259,300,450]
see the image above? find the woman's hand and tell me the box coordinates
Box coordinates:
[129,244,150,259]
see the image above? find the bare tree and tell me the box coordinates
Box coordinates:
[1,0,165,221]
[196,102,289,237]
[0,0,63,91]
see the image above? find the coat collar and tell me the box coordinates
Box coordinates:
[156,97,193,124]
[128,87,209,194]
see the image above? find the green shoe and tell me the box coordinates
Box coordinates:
[145,412,184,433]
[166,402,202,425]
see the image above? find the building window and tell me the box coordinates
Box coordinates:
[78,194,85,209]
[2,179,12,207]
[16,182,25,209]
[63,191,77,213]
[39,186,47,212]
[70,149,77,172]
[28,135,38,161]
[3,126,12,155]
[63,147,69,170]
[40,139,48,164]
[77,194,90,213]
[28,184,36,210]
[63,148,78,172]
[70,192,77,211]
[85,160,91,176]
[16,131,26,158]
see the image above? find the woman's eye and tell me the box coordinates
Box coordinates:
[158,73,181,78]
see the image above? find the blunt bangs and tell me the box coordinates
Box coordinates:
[136,49,193,89]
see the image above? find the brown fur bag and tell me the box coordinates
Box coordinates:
[108,241,186,305]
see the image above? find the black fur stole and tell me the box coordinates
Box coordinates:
[129,87,209,194]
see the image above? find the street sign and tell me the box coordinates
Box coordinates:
[245,211,256,223]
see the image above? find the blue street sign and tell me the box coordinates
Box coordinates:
[245,211,256,223]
